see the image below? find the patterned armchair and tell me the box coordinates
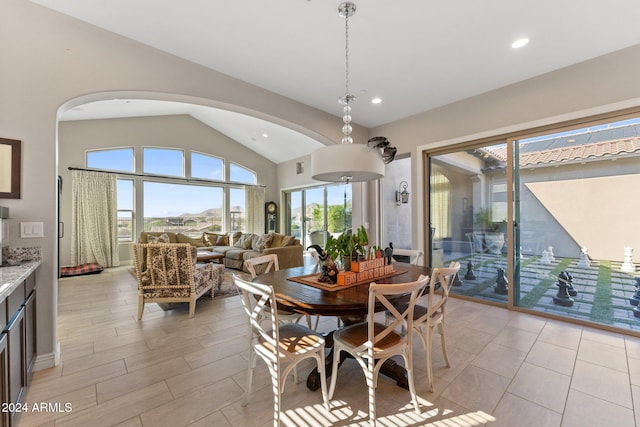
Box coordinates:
[133,243,221,319]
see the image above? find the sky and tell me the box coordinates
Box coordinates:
[89,147,254,217]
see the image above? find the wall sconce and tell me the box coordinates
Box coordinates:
[396,181,409,205]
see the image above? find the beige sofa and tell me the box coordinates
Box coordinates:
[138,231,303,273]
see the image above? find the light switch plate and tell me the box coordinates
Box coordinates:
[20,222,44,238]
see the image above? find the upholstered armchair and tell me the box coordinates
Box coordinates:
[133,243,220,319]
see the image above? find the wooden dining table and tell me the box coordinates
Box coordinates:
[251,261,432,391]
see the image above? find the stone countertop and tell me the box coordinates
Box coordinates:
[0,261,41,304]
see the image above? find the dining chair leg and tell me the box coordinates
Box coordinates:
[439,323,451,368]
[403,352,421,414]
[266,362,282,427]
[137,297,144,320]
[327,345,342,399]
[426,327,435,392]
[363,359,377,427]
[243,349,256,406]
[314,351,330,410]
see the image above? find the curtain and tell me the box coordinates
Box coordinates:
[245,186,265,235]
[430,171,451,240]
[71,170,120,267]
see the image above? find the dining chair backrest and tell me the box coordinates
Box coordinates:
[364,275,429,355]
[233,274,280,356]
[391,248,423,265]
[419,261,460,322]
[245,254,279,280]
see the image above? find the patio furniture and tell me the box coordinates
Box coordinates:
[233,274,329,426]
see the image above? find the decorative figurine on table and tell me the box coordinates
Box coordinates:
[308,245,339,284]
[384,242,394,265]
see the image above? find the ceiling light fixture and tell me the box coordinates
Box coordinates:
[511,38,529,49]
[371,97,382,104]
[310,2,396,183]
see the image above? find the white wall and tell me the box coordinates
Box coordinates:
[2,0,640,368]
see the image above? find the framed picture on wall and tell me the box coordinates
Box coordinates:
[0,138,21,199]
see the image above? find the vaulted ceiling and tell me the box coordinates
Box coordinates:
[32,0,640,163]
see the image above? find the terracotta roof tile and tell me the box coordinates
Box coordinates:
[487,137,640,166]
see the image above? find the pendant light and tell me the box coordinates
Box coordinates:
[310,2,396,183]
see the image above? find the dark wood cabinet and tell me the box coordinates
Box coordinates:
[23,291,36,383]
[0,266,38,425]
[5,307,25,424]
[0,333,9,427]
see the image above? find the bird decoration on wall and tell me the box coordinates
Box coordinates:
[308,245,339,284]
[384,242,394,265]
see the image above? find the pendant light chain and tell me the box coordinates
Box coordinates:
[339,2,356,146]
[344,7,349,102]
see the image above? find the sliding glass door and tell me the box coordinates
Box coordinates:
[427,114,640,333]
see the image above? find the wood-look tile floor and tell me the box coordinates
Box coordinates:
[17,266,640,426]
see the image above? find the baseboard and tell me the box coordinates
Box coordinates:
[32,341,61,371]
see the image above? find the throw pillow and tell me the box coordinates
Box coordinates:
[231,231,243,246]
[147,233,170,243]
[255,233,274,252]
[204,232,229,246]
[281,235,295,246]
[234,233,254,249]
[176,233,205,246]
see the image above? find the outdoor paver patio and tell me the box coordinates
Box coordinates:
[446,253,640,332]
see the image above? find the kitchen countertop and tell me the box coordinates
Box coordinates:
[0,261,41,304]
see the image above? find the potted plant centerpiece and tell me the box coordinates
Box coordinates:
[325,225,369,271]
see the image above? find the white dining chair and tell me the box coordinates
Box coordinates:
[391,248,423,265]
[328,275,428,426]
[412,261,460,392]
[244,254,313,328]
[233,274,329,426]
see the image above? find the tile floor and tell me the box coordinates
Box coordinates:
[16,266,640,426]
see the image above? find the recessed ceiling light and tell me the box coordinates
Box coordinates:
[262,133,269,138]
[511,38,529,49]
[371,98,382,104]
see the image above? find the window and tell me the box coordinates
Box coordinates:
[143,147,183,177]
[230,163,256,184]
[116,179,134,242]
[191,152,223,180]
[87,148,133,172]
[85,146,260,244]
[143,182,223,236]
[229,187,245,232]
